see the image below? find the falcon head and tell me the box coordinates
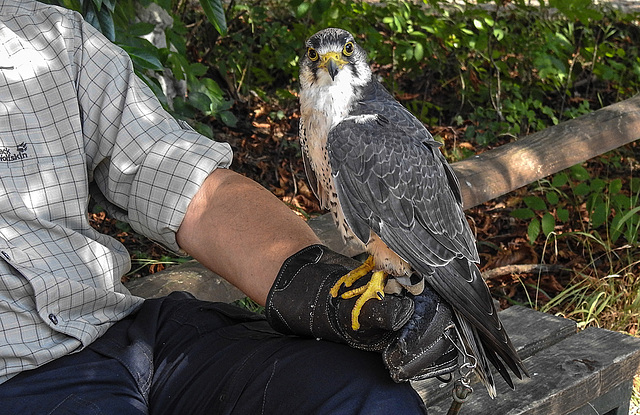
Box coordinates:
[300,28,372,90]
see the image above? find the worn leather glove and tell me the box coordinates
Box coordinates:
[383,287,460,382]
[265,244,413,351]
[265,244,459,380]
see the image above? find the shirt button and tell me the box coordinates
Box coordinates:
[48,314,59,325]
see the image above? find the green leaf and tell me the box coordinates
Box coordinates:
[413,42,424,61]
[524,195,547,211]
[165,53,187,81]
[609,216,622,244]
[121,46,163,71]
[83,0,115,41]
[528,219,540,244]
[613,206,640,232]
[189,120,213,138]
[590,201,608,228]
[188,91,213,113]
[570,164,590,181]
[189,62,208,77]
[574,182,590,196]
[172,97,197,118]
[609,178,623,195]
[100,0,116,12]
[219,110,238,127]
[200,0,227,35]
[541,212,555,236]
[311,0,332,22]
[126,22,156,37]
[557,208,569,222]
[511,208,535,219]
[590,178,606,193]
[552,173,569,188]
[96,1,115,41]
[612,193,631,210]
[296,2,311,17]
[546,191,559,205]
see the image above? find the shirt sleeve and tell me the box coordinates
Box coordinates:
[72,16,233,252]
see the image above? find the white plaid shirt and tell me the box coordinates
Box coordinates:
[0,0,233,383]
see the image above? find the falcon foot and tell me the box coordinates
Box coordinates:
[329,256,388,330]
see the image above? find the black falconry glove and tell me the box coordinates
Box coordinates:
[265,244,412,351]
[383,287,460,382]
[265,244,459,381]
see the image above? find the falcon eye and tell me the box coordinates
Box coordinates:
[307,47,319,61]
[343,42,354,56]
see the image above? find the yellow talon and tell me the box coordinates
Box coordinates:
[343,271,387,330]
[330,256,376,297]
[329,256,388,330]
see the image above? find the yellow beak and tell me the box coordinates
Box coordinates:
[318,52,347,80]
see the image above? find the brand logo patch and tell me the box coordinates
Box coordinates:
[0,143,28,162]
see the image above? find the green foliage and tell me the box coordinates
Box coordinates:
[540,245,640,333]
[201,0,640,144]
[48,0,233,132]
[200,0,227,35]
[47,0,640,143]
[57,0,640,145]
[511,162,639,248]
[232,297,265,314]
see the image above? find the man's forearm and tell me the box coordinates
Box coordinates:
[176,168,321,305]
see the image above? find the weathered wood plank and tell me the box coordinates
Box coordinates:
[452,94,640,209]
[424,327,640,414]
[413,306,577,406]
[495,306,577,361]
[568,380,633,415]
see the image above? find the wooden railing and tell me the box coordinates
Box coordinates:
[452,94,640,210]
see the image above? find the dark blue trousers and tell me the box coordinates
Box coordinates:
[0,292,427,414]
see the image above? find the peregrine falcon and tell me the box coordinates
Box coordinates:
[298,28,527,396]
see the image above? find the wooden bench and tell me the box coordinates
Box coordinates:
[125,214,640,414]
[415,305,640,415]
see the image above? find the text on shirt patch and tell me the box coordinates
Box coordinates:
[0,143,28,162]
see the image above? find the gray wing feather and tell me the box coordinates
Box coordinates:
[328,89,478,268]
